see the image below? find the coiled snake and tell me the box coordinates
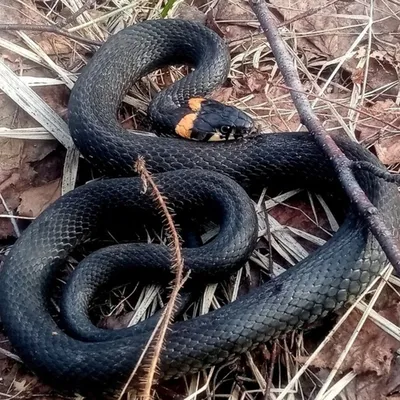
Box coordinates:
[0,18,399,395]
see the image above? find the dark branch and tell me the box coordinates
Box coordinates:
[249,0,400,273]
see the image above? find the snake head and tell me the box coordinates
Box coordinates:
[175,98,256,141]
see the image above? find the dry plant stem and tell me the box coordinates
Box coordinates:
[314,266,393,399]
[263,341,277,400]
[250,0,400,274]
[129,157,186,400]
[276,265,391,400]
[275,0,342,29]
[228,0,341,46]
[0,347,22,363]
[0,24,102,46]
[57,0,96,28]
[260,200,274,271]
[273,83,400,132]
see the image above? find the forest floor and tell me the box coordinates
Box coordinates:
[1,0,400,399]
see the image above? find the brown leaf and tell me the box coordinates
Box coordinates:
[338,364,400,400]
[246,70,266,93]
[246,89,301,132]
[0,0,49,47]
[212,87,233,103]
[384,359,400,396]
[18,179,61,218]
[357,99,400,164]
[0,332,59,398]
[171,2,206,24]
[300,289,400,400]
[269,195,331,240]
[352,68,365,85]
[301,287,400,377]
[270,0,400,96]
[375,136,400,165]
[37,34,73,56]
[99,311,135,330]
[33,84,69,118]
[214,0,256,42]
[0,0,65,239]
[0,139,59,238]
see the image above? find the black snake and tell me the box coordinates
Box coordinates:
[0,18,399,395]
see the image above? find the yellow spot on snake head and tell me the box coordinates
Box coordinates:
[188,97,205,112]
[207,133,228,141]
[175,113,197,139]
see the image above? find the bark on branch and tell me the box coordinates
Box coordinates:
[249,0,400,272]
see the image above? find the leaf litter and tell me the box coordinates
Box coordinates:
[0,0,400,399]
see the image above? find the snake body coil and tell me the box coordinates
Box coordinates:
[0,19,399,394]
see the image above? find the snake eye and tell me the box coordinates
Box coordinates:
[220,125,233,135]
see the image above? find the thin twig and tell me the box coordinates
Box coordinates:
[272,82,400,133]
[263,341,277,400]
[57,0,96,28]
[314,267,392,400]
[261,199,274,274]
[250,0,400,274]
[275,0,342,29]
[0,346,22,362]
[117,157,187,400]
[276,265,391,400]
[0,194,20,237]
[0,24,102,46]
[229,0,341,46]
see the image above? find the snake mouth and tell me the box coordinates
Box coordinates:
[207,132,239,141]
[206,126,256,142]
[186,125,256,142]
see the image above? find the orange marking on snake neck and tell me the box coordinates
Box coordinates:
[175,113,197,139]
[188,97,205,112]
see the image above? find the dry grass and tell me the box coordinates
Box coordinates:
[0,0,400,399]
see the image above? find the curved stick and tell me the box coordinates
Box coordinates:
[250,0,400,274]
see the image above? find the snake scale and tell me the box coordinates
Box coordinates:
[0,18,399,395]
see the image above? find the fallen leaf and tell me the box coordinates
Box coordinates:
[0,331,64,398]
[351,68,365,85]
[18,179,61,217]
[374,135,400,166]
[269,195,331,240]
[0,137,59,238]
[33,84,69,118]
[0,0,66,238]
[99,311,135,330]
[212,87,233,103]
[171,2,206,23]
[357,99,400,164]
[338,365,400,400]
[214,0,256,42]
[37,35,74,56]
[301,286,400,377]
[270,0,400,96]
[246,70,266,93]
